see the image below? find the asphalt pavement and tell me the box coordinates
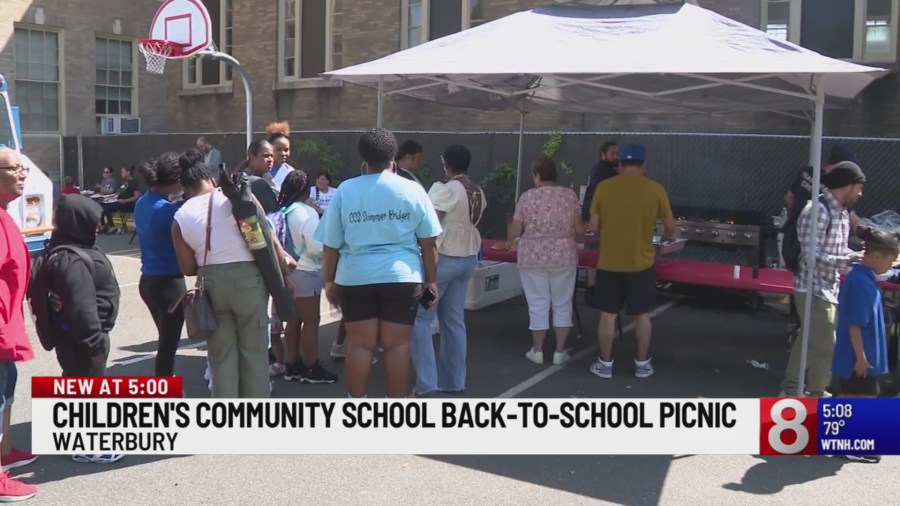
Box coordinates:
[8,233,898,505]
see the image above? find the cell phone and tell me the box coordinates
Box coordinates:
[420,286,437,310]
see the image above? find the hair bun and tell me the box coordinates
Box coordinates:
[856,225,875,241]
[138,163,158,186]
[179,149,204,170]
[266,121,291,138]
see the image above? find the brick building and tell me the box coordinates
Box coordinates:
[1,0,899,148]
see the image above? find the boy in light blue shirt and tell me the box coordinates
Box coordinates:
[314,128,441,399]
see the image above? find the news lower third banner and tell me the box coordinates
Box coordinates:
[30,377,900,456]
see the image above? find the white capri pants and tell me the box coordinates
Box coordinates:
[518,266,577,330]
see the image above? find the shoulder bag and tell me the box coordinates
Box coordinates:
[169,191,218,340]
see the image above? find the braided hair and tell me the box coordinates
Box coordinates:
[276,169,311,210]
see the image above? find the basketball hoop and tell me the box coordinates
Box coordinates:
[138,39,183,75]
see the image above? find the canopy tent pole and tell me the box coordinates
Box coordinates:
[797,75,826,396]
[377,77,385,128]
[808,115,818,165]
[515,107,526,203]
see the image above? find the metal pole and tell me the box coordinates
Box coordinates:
[808,116,817,166]
[203,51,254,147]
[797,75,825,397]
[515,107,526,203]
[377,77,384,128]
[76,135,84,188]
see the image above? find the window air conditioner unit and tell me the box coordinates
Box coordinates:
[99,116,141,135]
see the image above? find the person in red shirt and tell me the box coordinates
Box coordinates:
[0,147,38,501]
[61,176,80,195]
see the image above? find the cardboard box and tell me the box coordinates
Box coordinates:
[465,261,524,310]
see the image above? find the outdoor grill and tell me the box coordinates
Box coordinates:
[655,207,773,278]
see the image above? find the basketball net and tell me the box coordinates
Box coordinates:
[138,39,181,75]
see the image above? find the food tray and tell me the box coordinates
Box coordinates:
[653,237,687,256]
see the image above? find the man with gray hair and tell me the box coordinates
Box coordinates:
[0,147,38,500]
[196,136,222,182]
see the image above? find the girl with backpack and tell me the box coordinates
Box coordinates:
[276,170,338,384]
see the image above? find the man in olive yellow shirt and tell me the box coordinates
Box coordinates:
[588,144,676,379]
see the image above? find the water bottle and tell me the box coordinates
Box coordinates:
[477,243,484,262]
[330,303,342,319]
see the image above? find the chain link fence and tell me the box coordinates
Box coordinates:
[69,130,900,264]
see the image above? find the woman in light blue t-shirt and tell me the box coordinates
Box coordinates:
[315,128,442,398]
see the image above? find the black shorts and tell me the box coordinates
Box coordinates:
[595,267,657,315]
[834,375,882,397]
[338,283,423,326]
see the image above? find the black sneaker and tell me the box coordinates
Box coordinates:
[301,362,338,384]
[844,455,881,463]
[283,363,304,382]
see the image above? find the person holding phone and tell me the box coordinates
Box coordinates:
[410,145,485,397]
[315,128,442,398]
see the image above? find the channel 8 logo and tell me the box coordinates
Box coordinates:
[759,398,818,455]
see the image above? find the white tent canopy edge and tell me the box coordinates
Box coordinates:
[322,1,888,397]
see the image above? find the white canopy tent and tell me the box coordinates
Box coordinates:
[323,0,888,396]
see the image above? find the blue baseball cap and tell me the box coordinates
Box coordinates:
[620,144,646,162]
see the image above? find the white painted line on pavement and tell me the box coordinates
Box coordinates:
[114,341,207,367]
[108,248,140,256]
[495,299,678,399]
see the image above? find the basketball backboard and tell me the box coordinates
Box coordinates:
[148,0,213,58]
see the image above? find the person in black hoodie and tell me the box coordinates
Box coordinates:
[46,194,120,377]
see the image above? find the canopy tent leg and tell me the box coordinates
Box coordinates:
[808,117,818,166]
[515,107,526,203]
[797,75,826,397]
[377,77,384,128]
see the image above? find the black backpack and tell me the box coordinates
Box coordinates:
[28,245,95,351]
[782,195,832,273]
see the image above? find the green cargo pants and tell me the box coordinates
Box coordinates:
[781,292,837,397]
[202,262,271,398]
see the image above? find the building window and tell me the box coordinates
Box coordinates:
[865,0,893,56]
[95,38,134,117]
[764,0,790,40]
[184,0,232,88]
[761,0,899,63]
[14,27,60,132]
[402,0,488,48]
[468,0,486,28]
[278,0,334,81]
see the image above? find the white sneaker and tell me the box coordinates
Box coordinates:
[330,342,346,359]
[269,363,286,377]
[553,351,571,365]
[590,358,613,379]
[634,358,654,378]
[72,454,124,464]
[525,349,543,364]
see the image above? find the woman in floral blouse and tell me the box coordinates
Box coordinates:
[510,156,585,365]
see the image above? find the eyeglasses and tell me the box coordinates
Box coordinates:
[0,164,28,174]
